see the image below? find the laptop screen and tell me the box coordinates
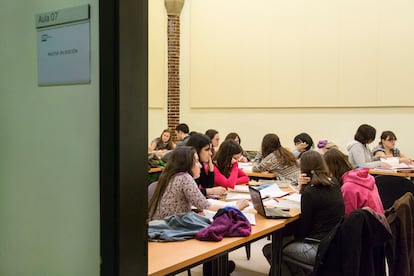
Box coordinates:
[249,186,267,217]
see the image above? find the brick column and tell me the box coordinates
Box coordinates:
[165,0,184,139]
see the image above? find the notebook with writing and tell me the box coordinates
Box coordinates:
[248,186,292,219]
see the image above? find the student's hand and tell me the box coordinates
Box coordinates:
[295,142,308,152]
[399,157,413,165]
[238,156,248,163]
[235,199,249,210]
[231,157,238,165]
[379,162,392,169]
[298,173,311,191]
[298,173,311,185]
[207,186,226,196]
[207,156,214,171]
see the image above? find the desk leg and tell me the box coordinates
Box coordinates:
[270,229,283,276]
[209,253,228,276]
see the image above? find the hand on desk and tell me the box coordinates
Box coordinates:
[206,186,226,196]
[399,157,413,165]
[235,199,250,210]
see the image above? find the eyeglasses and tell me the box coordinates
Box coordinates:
[385,138,396,142]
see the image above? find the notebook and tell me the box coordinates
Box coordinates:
[248,186,292,219]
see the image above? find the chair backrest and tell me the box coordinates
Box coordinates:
[385,192,414,276]
[148,181,158,203]
[375,175,414,210]
[313,209,391,276]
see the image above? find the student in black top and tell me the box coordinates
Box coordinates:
[186,133,226,197]
[263,150,345,275]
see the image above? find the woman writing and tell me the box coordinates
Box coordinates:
[252,133,300,184]
[213,140,250,189]
[372,130,412,165]
[148,129,176,159]
[347,124,391,168]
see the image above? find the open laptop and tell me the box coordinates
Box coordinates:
[249,186,292,219]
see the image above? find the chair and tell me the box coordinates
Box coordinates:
[313,209,391,276]
[385,192,414,276]
[375,175,414,210]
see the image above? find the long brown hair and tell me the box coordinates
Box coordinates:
[323,148,352,186]
[213,139,242,177]
[261,133,297,168]
[148,146,196,220]
[156,129,175,150]
[299,150,335,193]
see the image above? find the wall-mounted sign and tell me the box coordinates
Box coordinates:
[36,4,90,86]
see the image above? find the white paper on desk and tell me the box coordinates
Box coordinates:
[238,162,253,171]
[257,184,288,198]
[207,198,237,207]
[230,185,249,193]
[284,193,301,202]
[203,209,256,225]
[226,192,251,200]
[380,157,413,169]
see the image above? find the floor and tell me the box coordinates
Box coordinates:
[176,237,270,276]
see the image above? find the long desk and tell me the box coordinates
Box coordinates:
[369,168,414,178]
[148,210,300,276]
[244,170,277,179]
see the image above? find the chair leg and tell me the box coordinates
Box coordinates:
[187,269,191,276]
[245,243,251,260]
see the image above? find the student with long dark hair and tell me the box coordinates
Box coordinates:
[186,133,226,196]
[263,150,344,275]
[213,140,249,189]
[252,133,299,183]
[148,146,248,220]
[324,148,384,215]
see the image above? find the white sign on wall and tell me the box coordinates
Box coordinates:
[36,5,90,86]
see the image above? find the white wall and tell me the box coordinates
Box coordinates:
[148,0,414,157]
[0,1,100,275]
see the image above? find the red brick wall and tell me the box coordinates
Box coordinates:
[167,15,180,139]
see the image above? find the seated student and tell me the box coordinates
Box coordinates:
[224,132,250,162]
[263,150,345,275]
[323,148,384,215]
[205,129,220,157]
[317,139,338,155]
[175,123,191,146]
[213,140,250,189]
[148,146,248,221]
[347,124,391,168]
[186,133,226,197]
[148,146,247,275]
[252,133,300,184]
[148,129,176,159]
[372,130,412,165]
[293,132,314,159]
[161,123,191,163]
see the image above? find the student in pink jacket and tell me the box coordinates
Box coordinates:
[323,148,384,215]
[212,139,250,189]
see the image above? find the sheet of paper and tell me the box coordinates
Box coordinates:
[230,185,249,193]
[283,193,301,202]
[207,198,237,207]
[226,192,251,200]
[256,184,288,198]
[238,162,253,171]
